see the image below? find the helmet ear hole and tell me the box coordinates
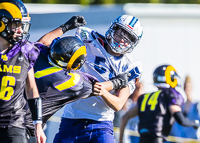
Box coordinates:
[72,55,86,70]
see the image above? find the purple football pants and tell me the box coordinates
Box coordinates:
[53,118,114,143]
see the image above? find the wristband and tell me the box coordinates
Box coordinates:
[27,97,42,123]
[33,120,43,125]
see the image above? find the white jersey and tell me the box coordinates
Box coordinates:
[62,27,142,121]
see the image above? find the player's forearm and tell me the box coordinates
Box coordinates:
[37,27,63,46]
[101,93,123,111]
[119,106,138,142]
[102,87,130,111]
[100,81,114,91]
[173,111,197,127]
[119,116,129,142]
[26,68,40,99]
[93,82,130,111]
[35,123,47,143]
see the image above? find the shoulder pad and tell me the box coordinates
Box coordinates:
[22,41,40,61]
[163,88,184,106]
[22,41,40,70]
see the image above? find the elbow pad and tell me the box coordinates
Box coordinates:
[27,97,42,124]
[173,111,199,129]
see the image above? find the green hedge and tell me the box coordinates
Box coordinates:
[23,0,200,4]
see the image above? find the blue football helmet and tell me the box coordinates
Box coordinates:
[105,15,143,54]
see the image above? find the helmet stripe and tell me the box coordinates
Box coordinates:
[67,45,87,70]
[129,17,138,27]
[0,2,22,19]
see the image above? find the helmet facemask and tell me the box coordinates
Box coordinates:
[7,17,31,44]
[105,24,139,54]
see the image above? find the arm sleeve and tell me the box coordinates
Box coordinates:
[173,111,196,127]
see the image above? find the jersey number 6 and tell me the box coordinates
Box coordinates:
[0,76,15,101]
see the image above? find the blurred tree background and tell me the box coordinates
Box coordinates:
[23,0,200,5]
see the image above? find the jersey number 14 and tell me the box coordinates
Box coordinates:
[140,90,161,112]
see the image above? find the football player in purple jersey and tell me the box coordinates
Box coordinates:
[119,65,200,143]
[25,36,97,138]
[0,0,46,143]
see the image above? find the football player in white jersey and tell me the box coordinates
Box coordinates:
[40,15,143,143]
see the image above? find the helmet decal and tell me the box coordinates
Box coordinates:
[0,2,22,19]
[67,45,86,70]
[165,65,178,88]
[153,64,180,88]
[0,21,5,32]
[128,17,138,29]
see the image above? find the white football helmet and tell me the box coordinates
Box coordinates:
[105,15,143,54]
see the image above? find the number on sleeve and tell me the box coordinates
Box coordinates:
[35,67,80,91]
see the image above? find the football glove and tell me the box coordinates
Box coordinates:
[111,72,131,90]
[60,15,87,33]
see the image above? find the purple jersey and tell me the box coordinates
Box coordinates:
[137,88,184,140]
[0,41,40,129]
[25,44,98,136]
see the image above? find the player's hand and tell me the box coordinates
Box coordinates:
[111,72,131,90]
[60,15,86,33]
[194,120,200,129]
[35,123,46,143]
[92,82,108,96]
